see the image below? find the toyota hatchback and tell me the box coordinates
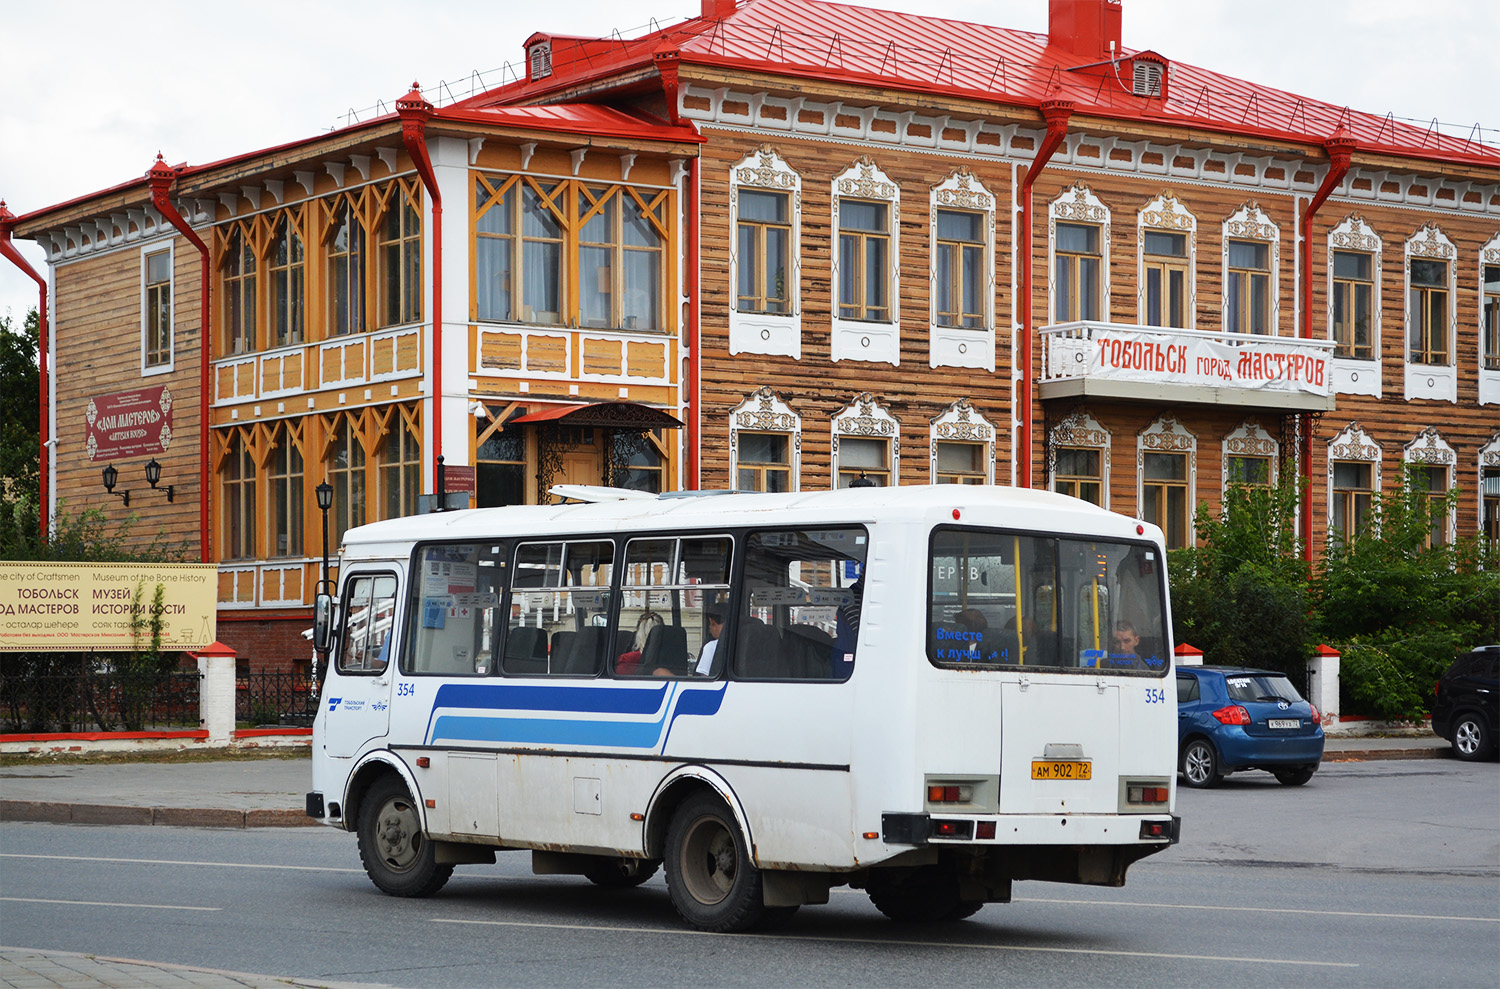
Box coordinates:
[1176,666,1324,788]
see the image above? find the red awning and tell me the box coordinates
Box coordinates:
[505,401,682,429]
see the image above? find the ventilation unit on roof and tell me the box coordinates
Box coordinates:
[1132,59,1163,97]
[528,40,553,81]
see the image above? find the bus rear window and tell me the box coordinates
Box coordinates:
[927,527,1168,676]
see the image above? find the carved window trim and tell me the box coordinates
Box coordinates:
[1137,414,1197,547]
[929,398,995,484]
[728,386,801,493]
[1404,426,1457,546]
[831,392,899,488]
[728,146,802,358]
[1220,202,1279,336]
[1048,182,1111,325]
[1480,429,1500,546]
[1403,223,1458,399]
[1327,421,1383,539]
[1221,420,1279,495]
[1048,410,1111,509]
[1137,192,1197,329]
[1479,232,1500,406]
[1326,214,1383,397]
[831,157,901,365]
[929,168,996,371]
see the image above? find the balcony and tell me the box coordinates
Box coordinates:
[1039,321,1336,413]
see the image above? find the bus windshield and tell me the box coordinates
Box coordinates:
[928,527,1168,675]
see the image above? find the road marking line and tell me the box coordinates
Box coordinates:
[0,896,219,912]
[430,917,1356,967]
[0,852,363,874]
[1017,896,1500,924]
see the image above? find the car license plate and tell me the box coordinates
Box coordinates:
[1268,718,1300,729]
[1031,760,1092,780]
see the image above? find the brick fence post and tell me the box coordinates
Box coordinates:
[191,641,238,746]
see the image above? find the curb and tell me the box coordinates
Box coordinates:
[0,799,316,827]
[1323,747,1449,763]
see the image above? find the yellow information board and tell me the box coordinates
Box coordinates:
[0,562,218,652]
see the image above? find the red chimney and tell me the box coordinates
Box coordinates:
[702,0,737,20]
[1048,0,1123,59]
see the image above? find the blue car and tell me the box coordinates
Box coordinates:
[1176,666,1325,787]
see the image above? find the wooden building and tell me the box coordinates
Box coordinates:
[5,0,1498,672]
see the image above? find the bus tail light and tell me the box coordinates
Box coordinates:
[927,784,974,803]
[1212,705,1251,725]
[931,819,974,839]
[1139,820,1171,839]
[1127,785,1169,804]
[975,821,996,840]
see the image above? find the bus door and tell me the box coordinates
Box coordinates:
[324,570,400,758]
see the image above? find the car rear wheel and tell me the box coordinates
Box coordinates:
[1180,739,1221,788]
[1273,766,1317,786]
[1451,713,1494,761]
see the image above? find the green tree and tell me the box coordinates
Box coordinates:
[1169,476,1312,676]
[0,306,40,495]
[1315,466,1500,719]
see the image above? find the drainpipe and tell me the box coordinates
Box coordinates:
[146,157,212,563]
[1017,100,1074,488]
[1297,133,1356,564]
[656,50,701,491]
[0,201,51,541]
[397,85,444,488]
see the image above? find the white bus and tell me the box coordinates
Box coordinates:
[307,484,1179,931]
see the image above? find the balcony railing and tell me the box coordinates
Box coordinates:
[1039,321,1336,412]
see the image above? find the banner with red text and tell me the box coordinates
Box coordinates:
[1081,333,1329,396]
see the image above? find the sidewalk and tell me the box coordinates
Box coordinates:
[0,945,387,989]
[0,734,1456,829]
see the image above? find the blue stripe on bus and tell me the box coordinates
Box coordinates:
[430,713,672,748]
[431,681,671,715]
[661,684,728,748]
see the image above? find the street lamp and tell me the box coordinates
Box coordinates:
[100,464,129,506]
[315,481,334,592]
[143,458,174,502]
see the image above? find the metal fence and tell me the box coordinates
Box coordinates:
[0,669,202,734]
[236,672,320,728]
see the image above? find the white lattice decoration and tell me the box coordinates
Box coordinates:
[1326,422,1383,532]
[1049,410,1111,508]
[728,145,802,359]
[1404,426,1456,544]
[929,168,996,371]
[1481,233,1500,407]
[1326,214,1384,398]
[1137,414,1197,543]
[831,157,901,366]
[1222,420,1279,493]
[728,386,802,492]
[831,392,900,486]
[1221,202,1280,334]
[1403,223,1460,402]
[929,398,995,484]
[1049,182,1112,324]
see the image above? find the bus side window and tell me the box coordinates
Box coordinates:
[613,535,732,678]
[406,543,505,676]
[736,527,864,682]
[508,539,614,677]
[339,575,397,675]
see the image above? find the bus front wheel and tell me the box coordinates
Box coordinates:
[357,775,453,897]
[664,792,769,932]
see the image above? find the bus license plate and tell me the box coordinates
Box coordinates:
[1268,719,1300,729]
[1031,760,1091,780]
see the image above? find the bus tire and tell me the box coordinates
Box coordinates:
[867,865,961,922]
[584,858,660,888]
[357,775,453,898]
[664,792,766,932]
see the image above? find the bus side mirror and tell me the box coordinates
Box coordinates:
[313,593,335,654]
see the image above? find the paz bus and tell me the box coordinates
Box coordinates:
[307,484,1179,931]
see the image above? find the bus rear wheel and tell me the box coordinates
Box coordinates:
[867,865,964,922]
[664,792,767,932]
[357,775,453,897]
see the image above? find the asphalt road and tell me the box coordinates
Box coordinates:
[1,759,1496,988]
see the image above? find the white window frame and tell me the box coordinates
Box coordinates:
[1403,426,1457,547]
[1327,214,1383,398]
[1403,223,1458,403]
[1222,420,1279,494]
[1048,410,1111,509]
[929,168,996,371]
[1480,429,1500,544]
[1137,414,1197,547]
[1048,182,1111,326]
[929,398,995,484]
[831,157,900,365]
[1137,192,1197,329]
[831,392,899,488]
[140,241,175,376]
[1327,422,1383,539]
[728,386,801,493]
[1479,231,1500,406]
[728,146,802,359]
[1221,202,1279,336]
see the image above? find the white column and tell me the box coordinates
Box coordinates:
[1306,647,1341,731]
[196,651,237,745]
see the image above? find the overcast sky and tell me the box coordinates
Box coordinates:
[3,0,1495,326]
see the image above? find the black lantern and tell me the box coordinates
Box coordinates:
[316,481,334,594]
[849,471,877,489]
[144,458,174,502]
[101,464,129,506]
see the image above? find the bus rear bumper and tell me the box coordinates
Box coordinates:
[881,812,1180,847]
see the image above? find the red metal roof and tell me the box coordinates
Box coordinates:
[479,0,1498,169]
[434,104,700,144]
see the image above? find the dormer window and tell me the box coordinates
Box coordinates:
[528,41,553,81]
[1132,60,1163,97]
